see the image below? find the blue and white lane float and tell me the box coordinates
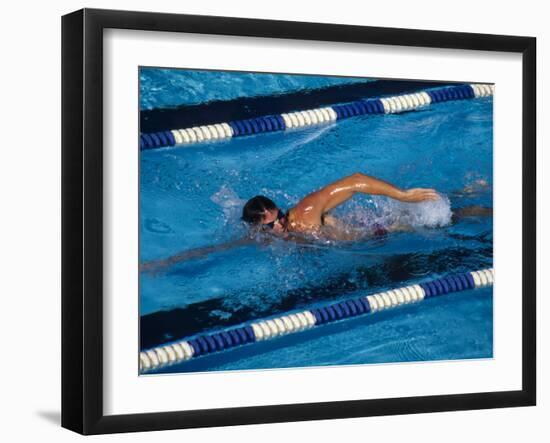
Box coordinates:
[139,268,494,373]
[139,83,494,150]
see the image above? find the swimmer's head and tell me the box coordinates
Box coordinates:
[242,195,286,232]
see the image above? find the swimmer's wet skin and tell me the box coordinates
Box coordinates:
[242,172,439,237]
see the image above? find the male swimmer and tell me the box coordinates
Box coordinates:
[140,172,491,272]
[241,172,439,240]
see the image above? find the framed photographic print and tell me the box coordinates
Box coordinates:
[62,8,536,434]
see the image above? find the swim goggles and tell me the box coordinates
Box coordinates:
[262,210,286,230]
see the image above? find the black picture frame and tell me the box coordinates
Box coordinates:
[62,8,536,435]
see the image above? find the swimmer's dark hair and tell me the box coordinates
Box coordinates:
[242,195,277,225]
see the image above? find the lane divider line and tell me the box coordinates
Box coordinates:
[139,268,494,373]
[140,83,494,150]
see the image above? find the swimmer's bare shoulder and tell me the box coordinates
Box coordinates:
[286,203,322,232]
[286,184,341,230]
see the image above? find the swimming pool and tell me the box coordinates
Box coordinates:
[139,70,493,374]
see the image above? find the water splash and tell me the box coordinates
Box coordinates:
[338,194,452,230]
[210,185,246,224]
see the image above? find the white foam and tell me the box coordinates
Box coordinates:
[337,193,452,230]
[210,185,246,222]
[377,195,452,228]
[374,194,452,228]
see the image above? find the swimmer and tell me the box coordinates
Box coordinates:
[140,172,492,273]
[241,172,439,240]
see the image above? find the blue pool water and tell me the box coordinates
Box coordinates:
[139,71,493,373]
[140,67,372,110]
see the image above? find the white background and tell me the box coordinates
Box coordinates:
[0,0,546,441]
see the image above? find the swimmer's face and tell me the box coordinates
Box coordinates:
[261,208,286,233]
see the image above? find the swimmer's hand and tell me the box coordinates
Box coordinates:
[400,188,440,203]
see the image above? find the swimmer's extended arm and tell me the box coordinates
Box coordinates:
[292,173,439,225]
[140,237,254,273]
